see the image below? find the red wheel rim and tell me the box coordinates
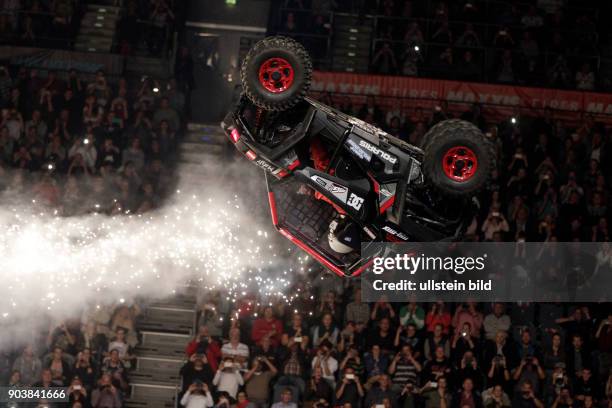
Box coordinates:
[258,57,295,93]
[442,146,478,182]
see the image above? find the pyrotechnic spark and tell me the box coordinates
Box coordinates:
[0,191,296,327]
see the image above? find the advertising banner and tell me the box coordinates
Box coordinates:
[312,71,612,123]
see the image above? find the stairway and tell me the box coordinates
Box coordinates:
[75,3,121,53]
[125,290,197,408]
[331,14,374,73]
[177,122,231,185]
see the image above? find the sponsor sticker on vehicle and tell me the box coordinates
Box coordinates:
[347,193,365,211]
[358,140,398,164]
[311,175,349,203]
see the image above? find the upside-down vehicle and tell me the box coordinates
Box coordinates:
[222,37,495,277]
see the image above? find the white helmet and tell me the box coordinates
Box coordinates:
[328,217,360,254]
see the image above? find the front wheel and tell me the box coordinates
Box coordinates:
[422,119,495,197]
[240,36,312,112]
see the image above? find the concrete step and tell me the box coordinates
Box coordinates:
[130,369,181,386]
[125,398,175,408]
[149,296,196,310]
[86,3,121,15]
[135,355,184,373]
[79,25,116,36]
[139,330,191,348]
[130,382,177,401]
[81,13,119,27]
[137,318,194,335]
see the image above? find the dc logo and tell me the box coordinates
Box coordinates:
[347,193,364,211]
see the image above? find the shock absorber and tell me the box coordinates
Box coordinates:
[254,107,264,130]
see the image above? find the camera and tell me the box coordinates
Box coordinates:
[345,373,355,380]
[294,336,302,343]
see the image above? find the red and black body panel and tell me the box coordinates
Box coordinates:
[221,96,474,277]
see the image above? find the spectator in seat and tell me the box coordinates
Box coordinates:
[388,344,421,393]
[275,341,307,401]
[33,368,54,389]
[311,340,338,385]
[483,304,511,341]
[244,355,278,407]
[312,313,339,348]
[344,288,370,326]
[45,346,72,386]
[424,324,450,360]
[452,377,483,408]
[222,327,250,370]
[181,353,214,392]
[213,357,244,400]
[483,384,511,408]
[122,138,145,172]
[421,376,452,408]
[305,365,333,406]
[548,55,572,89]
[186,325,222,371]
[91,373,122,408]
[425,302,451,334]
[252,306,283,347]
[153,96,180,132]
[576,63,595,91]
[12,345,42,386]
[364,344,389,380]
[283,312,310,351]
[272,388,298,408]
[335,366,365,407]
[74,348,97,390]
[423,345,452,383]
[398,302,424,330]
[372,42,397,75]
[364,374,396,408]
[181,381,214,408]
[455,23,480,47]
[512,380,544,408]
[457,51,481,81]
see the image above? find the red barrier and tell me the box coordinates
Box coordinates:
[311,71,612,123]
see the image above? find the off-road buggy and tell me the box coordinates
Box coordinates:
[221,36,495,277]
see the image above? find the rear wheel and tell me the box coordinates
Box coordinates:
[241,36,312,112]
[422,119,495,197]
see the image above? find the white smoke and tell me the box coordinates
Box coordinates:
[0,163,302,349]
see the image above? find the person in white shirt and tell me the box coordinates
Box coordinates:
[311,341,338,386]
[212,357,244,399]
[221,328,249,370]
[180,382,214,408]
[271,388,298,408]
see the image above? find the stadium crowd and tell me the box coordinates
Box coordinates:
[178,285,612,408]
[276,0,607,90]
[0,302,143,408]
[0,60,186,407]
[0,65,185,215]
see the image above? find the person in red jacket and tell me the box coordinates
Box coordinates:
[251,306,283,347]
[185,325,222,371]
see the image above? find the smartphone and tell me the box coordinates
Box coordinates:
[346,373,355,380]
[492,212,500,217]
[74,385,82,391]
[430,382,438,388]
[294,336,302,343]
